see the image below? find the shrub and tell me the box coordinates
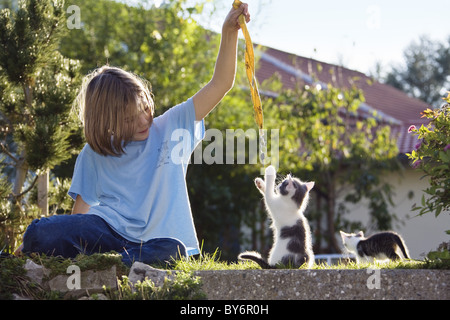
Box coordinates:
[407,93,450,230]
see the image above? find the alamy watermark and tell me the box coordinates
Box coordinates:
[171,128,279,172]
[366,268,381,290]
[66,265,81,290]
[67,5,81,30]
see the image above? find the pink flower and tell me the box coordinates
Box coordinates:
[412,160,422,169]
[408,125,416,133]
[444,144,450,152]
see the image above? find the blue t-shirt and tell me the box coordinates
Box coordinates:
[68,98,205,255]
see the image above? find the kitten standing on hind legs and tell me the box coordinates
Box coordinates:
[239,165,315,269]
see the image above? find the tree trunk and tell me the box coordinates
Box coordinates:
[13,150,28,196]
[37,171,49,216]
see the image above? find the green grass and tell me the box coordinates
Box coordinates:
[169,248,449,272]
[170,249,257,271]
[105,271,207,300]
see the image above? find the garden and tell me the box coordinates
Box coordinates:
[0,0,449,301]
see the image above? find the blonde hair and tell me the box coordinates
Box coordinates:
[74,66,154,156]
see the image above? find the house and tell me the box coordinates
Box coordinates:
[254,46,449,259]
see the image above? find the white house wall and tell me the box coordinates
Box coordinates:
[340,168,450,259]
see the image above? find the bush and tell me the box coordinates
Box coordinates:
[407,92,450,228]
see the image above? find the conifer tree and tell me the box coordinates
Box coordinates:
[0,0,81,251]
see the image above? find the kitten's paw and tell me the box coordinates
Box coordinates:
[255,177,265,192]
[265,165,276,176]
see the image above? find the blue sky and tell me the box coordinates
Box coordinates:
[191,0,449,76]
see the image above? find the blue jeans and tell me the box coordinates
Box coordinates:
[22,214,187,266]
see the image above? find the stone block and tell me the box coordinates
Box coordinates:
[24,259,50,288]
[128,261,173,287]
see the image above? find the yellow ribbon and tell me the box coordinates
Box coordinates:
[233,0,263,130]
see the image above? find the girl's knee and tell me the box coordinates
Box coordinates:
[122,238,187,266]
[23,218,48,250]
[156,238,187,260]
[164,238,187,255]
[23,217,61,254]
[22,216,77,257]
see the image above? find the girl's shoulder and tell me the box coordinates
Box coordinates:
[80,143,98,157]
[77,143,105,163]
[155,98,194,122]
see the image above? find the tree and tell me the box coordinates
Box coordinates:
[0,0,81,251]
[385,36,450,106]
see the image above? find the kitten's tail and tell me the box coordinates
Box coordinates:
[238,251,273,269]
[395,236,411,260]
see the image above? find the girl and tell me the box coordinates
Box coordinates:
[20,3,250,266]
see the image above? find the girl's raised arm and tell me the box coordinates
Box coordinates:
[192,2,250,121]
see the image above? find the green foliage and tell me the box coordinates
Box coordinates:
[27,251,128,278]
[59,0,216,111]
[47,177,73,215]
[0,252,127,300]
[0,0,66,85]
[407,95,450,222]
[106,271,206,300]
[0,0,83,253]
[427,248,450,261]
[424,241,450,269]
[0,256,26,299]
[11,52,82,171]
[0,255,60,300]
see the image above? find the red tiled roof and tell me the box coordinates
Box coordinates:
[255,46,431,154]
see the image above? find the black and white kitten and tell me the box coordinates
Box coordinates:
[239,165,315,269]
[340,230,411,263]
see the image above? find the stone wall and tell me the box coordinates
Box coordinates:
[196,269,449,300]
[21,259,449,300]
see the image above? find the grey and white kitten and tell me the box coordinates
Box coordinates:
[239,165,315,269]
[340,230,410,263]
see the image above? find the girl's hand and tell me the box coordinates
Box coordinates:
[223,2,250,33]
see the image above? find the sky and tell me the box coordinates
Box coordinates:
[189,0,449,76]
